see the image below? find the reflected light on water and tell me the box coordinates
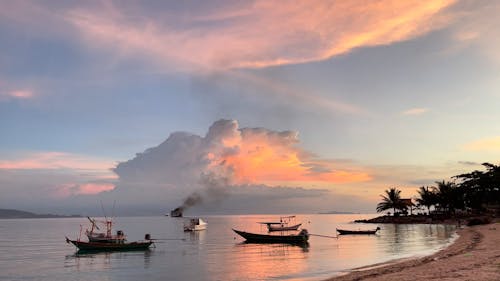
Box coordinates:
[0,215,457,281]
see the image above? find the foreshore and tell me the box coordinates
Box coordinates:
[325,220,500,281]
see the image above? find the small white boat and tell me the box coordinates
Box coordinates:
[184,218,207,231]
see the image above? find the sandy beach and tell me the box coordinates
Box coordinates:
[325,221,500,281]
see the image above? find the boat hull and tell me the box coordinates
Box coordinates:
[67,238,153,252]
[232,229,308,244]
[336,228,379,235]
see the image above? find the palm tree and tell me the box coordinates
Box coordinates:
[416,186,436,215]
[376,187,404,215]
[434,180,464,214]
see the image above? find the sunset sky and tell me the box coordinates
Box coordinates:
[1,0,500,215]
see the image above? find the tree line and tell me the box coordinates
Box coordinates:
[376,163,500,216]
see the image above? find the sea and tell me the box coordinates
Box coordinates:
[0,214,457,281]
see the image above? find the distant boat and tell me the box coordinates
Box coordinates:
[232,228,309,244]
[336,227,380,235]
[258,215,302,232]
[184,218,207,232]
[66,217,153,252]
[170,207,183,217]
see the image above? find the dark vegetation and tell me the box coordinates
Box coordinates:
[359,163,500,225]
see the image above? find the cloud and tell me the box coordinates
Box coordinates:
[114,119,370,188]
[401,107,429,116]
[0,151,115,171]
[109,119,371,212]
[0,89,34,101]
[64,0,456,70]
[447,1,500,62]
[55,183,115,197]
[462,136,500,151]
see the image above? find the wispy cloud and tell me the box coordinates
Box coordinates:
[462,136,500,151]
[0,89,34,101]
[64,0,456,70]
[55,182,115,197]
[401,107,429,116]
[0,151,114,171]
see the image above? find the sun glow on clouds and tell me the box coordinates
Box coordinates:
[0,151,115,171]
[0,89,34,100]
[55,183,115,197]
[463,136,500,152]
[0,151,117,197]
[402,107,429,116]
[204,120,371,186]
[66,0,455,70]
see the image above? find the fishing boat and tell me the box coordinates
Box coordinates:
[66,237,153,251]
[85,216,126,243]
[258,215,302,232]
[232,228,309,244]
[66,217,154,252]
[336,227,380,235]
[184,218,207,231]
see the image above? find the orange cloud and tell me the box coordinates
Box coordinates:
[66,0,456,70]
[205,121,371,186]
[462,136,500,151]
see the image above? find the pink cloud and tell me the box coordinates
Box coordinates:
[401,107,429,116]
[0,151,114,171]
[78,183,115,194]
[8,90,33,99]
[54,182,115,197]
[65,0,456,70]
[0,89,34,101]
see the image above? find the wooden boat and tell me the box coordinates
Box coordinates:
[233,228,309,244]
[184,218,207,231]
[336,227,380,235]
[259,215,302,232]
[85,216,127,243]
[66,237,153,251]
[66,216,153,252]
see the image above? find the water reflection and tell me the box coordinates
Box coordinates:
[236,241,310,253]
[379,224,456,256]
[220,241,309,280]
[65,249,153,271]
[1,215,459,281]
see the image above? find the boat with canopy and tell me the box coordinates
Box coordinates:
[258,215,302,232]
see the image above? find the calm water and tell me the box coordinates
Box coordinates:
[0,214,457,281]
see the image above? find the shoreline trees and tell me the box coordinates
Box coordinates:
[377,163,500,216]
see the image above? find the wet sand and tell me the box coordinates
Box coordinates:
[325,222,500,281]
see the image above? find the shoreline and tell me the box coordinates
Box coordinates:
[324,220,500,281]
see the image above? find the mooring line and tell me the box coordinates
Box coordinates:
[309,233,338,239]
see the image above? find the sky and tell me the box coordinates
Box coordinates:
[1,0,500,215]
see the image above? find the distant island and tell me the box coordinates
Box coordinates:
[0,208,81,219]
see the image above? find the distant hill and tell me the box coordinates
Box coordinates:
[0,208,81,219]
